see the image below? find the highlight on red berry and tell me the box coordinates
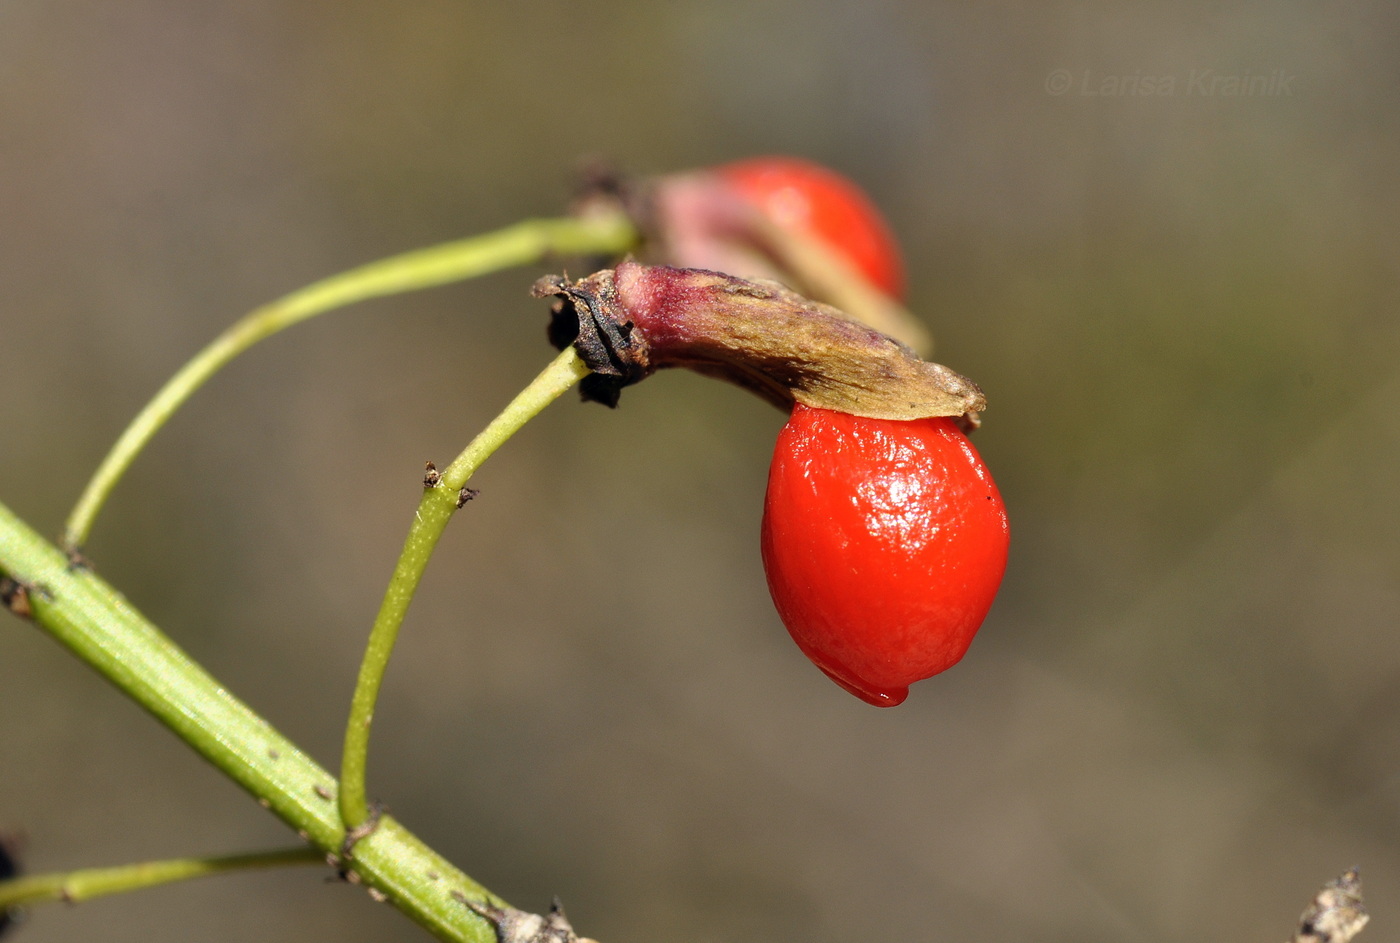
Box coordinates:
[760,405,1009,707]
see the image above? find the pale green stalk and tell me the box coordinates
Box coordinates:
[0,500,504,942]
[0,848,322,911]
[63,213,636,552]
[338,347,591,828]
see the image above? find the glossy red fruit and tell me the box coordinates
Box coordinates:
[718,156,907,301]
[761,405,1009,706]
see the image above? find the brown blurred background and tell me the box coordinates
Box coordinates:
[2,2,1398,941]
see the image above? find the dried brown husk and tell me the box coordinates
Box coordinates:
[535,262,984,420]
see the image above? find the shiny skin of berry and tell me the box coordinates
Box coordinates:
[760,405,1009,706]
[718,156,907,301]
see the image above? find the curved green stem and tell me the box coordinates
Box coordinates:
[0,501,504,942]
[338,347,590,829]
[0,847,322,912]
[63,213,637,552]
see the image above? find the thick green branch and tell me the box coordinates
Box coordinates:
[0,847,322,911]
[339,347,591,828]
[0,500,506,942]
[63,213,637,552]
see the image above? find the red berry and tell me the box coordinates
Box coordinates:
[718,157,907,301]
[760,405,1009,706]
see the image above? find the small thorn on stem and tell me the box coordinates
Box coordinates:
[423,462,441,488]
[63,546,92,572]
[456,487,480,509]
[0,577,47,620]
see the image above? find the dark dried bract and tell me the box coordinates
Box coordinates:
[534,262,985,420]
[0,833,23,938]
[0,577,32,620]
[534,273,646,408]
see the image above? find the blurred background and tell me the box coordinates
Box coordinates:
[2,1,1398,941]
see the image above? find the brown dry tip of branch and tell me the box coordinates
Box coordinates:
[1291,869,1368,943]
[459,896,598,943]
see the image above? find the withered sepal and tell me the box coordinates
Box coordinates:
[535,261,985,420]
[533,273,643,408]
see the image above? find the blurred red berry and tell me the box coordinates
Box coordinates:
[761,405,1008,706]
[718,156,907,300]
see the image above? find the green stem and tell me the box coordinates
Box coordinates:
[0,501,507,942]
[0,847,322,911]
[62,213,637,552]
[339,347,590,829]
